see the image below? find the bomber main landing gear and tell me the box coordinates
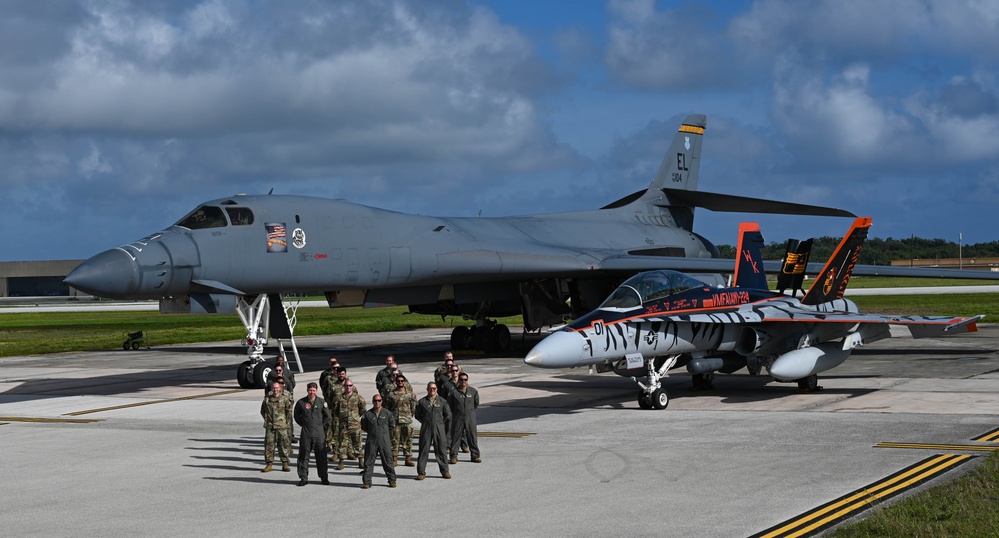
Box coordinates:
[450,323,512,353]
[633,355,679,410]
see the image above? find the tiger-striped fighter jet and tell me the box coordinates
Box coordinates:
[524,218,983,409]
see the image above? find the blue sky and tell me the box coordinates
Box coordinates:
[3,0,998,261]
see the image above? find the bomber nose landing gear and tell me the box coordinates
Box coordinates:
[633,355,679,410]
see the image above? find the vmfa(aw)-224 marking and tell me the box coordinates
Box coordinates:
[64,114,995,390]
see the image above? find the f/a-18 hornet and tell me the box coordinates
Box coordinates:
[524,218,983,410]
[64,114,991,389]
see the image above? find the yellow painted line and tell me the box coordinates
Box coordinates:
[750,453,973,538]
[0,416,102,424]
[875,442,999,452]
[64,389,246,416]
[412,430,534,438]
[679,124,705,134]
[973,426,999,442]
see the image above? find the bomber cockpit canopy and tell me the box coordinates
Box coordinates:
[599,270,708,309]
[175,203,255,230]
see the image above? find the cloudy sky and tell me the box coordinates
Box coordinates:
[3,0,998,262]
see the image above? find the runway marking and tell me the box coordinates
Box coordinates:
[749,453,974,538]
[972,426,999,442]
[874,442,999,452]
[412,430,534,438]
[64,389,246,416]
[0,416,103,424]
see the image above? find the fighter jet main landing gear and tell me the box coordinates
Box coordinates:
[633,355,679,410]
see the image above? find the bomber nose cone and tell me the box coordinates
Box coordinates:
[524,330,586,368]
[64,249,138,299]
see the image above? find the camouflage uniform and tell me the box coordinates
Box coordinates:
[375,366,397,397]
[261,390,294,468]
[326,378,348,454]
[322,375,346,457]
[335,390,366,464]
[386,388,417,465]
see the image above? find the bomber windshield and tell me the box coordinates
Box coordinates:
[598,270,707,309]
[175,206,228,230]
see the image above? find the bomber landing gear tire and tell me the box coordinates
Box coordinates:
[472,326,495,353]
[237,361,254,389]
[492,324,511,351]
[650,388,669,410]
[450,326,471,350]
[253,362,273,390]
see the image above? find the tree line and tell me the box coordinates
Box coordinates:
[717,236,999,265]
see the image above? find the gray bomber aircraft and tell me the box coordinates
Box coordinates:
[63,114,998,389]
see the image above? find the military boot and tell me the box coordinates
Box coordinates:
[336,459,345,471]
[281,462,290,472]
[404,456,414,467]
[262,463,273,473]
[358,456,365,469]
[392,456,398,467]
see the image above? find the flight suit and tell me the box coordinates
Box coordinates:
[415,395,451,477]
[360,407,397,486]
[448,385,480,462]
[294,395,330,483]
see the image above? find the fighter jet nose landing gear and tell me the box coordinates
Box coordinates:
[633,355,679,410]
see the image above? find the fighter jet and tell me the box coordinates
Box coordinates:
[64,114,992,389]
[523,218,983,410]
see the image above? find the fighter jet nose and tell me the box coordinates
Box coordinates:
[524,330,586,368]
[64,248,138,299]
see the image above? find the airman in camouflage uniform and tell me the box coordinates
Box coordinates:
[334,379,366,470]
[323,366,348,459]
[386,374,418,466]
[433,351,456,388]
[374,355,398,397]
[261,381,294,472]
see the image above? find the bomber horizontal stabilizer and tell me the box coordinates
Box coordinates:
[661,188,856,217]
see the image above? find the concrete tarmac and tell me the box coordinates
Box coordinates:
[1,326,998,537]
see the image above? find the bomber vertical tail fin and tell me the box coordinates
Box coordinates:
[733,222,768,290]
[801,217,872,305]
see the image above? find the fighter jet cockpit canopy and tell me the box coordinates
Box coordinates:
[598,270,708,309]
[175,202,255,230]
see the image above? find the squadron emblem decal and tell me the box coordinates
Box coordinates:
[292,228,307,249]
